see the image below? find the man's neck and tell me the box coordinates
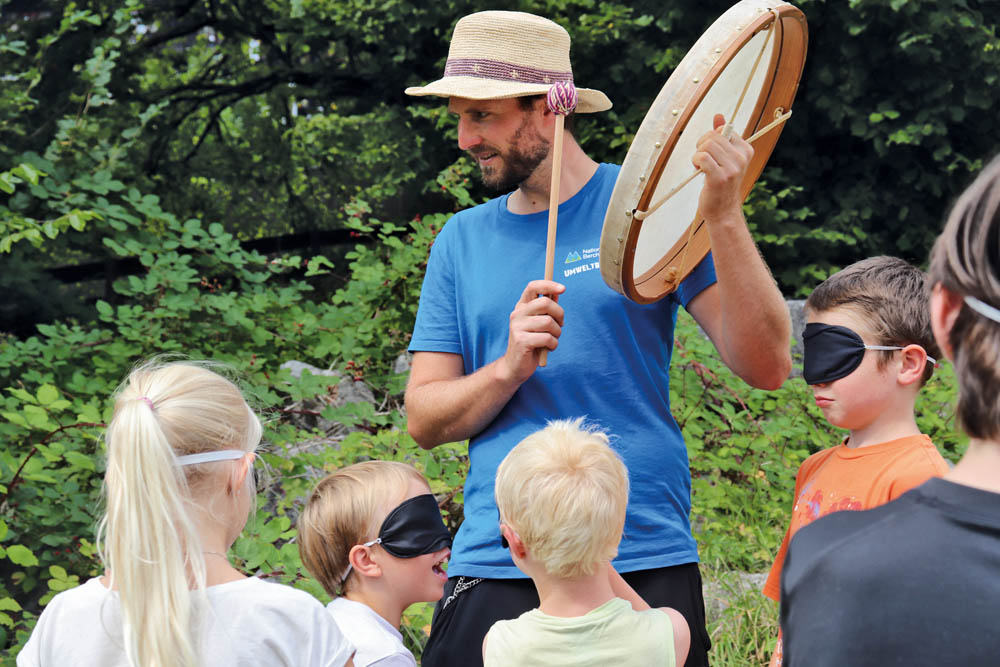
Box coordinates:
[507,133,599,215]
[532,568,617,618]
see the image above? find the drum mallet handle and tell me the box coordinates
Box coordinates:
[539,82,578,367]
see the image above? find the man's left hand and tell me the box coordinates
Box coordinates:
[692,113,754,224]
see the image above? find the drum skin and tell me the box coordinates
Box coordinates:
[599,0,808,304]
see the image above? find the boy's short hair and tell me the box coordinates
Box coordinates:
[495,418,629,578]
[298,460,427,597]
[806,255,941,383]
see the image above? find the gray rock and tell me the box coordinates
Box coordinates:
[702,570,770,626]
[280,360,339,379]
[279,360,375,433]
[393,352,412,375]
[788,298,807,378]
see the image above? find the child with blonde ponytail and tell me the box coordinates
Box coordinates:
[18,361,355,667]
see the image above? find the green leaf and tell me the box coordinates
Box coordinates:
[63,451,97,472]
[36,384,59,406]
[5,544,39,567]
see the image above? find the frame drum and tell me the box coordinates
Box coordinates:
[599,0,807,304]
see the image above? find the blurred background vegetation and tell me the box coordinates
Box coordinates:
[1,0,995,663]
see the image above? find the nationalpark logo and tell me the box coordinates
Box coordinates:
[563,247,600,278]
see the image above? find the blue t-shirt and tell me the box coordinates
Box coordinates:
[409,163,717,578]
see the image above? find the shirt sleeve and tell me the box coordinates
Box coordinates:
[316,607,356,667]
[675,252,718,308]
[887,443,950,500]
[409,220,462,354]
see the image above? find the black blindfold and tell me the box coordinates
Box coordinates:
[802,323,928,385]
[373,493,452,558]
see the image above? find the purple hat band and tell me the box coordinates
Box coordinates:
[443,58,573,87]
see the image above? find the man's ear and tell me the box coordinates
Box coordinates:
[500,524,528,560]
[349,544,382,579]
[931,283,963,362]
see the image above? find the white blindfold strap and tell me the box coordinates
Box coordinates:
[966,295,1000,325]
[175,450,247,466]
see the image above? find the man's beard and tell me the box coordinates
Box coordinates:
[470,120,550,193]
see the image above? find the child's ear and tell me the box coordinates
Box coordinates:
[500,524,528,560]
[897,344,930,386]
[930,283,962,361]
[227,453,253,496]
[349,544,382,579]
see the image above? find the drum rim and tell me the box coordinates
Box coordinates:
[600,0,808,304]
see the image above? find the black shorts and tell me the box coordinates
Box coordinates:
[421,562,712,667]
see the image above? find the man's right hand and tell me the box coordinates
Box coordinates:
[500,280,566,384]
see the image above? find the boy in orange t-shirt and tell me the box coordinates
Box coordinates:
[764,256,950,666]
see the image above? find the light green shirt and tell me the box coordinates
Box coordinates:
[483,597,676,667]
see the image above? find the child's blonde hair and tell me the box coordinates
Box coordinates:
[298,460,429,596]
[495,418,629,578]
[97,360,261,667]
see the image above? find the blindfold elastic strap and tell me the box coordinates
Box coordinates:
[175,450,247,466]
[966,295,1000,324]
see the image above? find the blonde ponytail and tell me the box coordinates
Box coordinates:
[97,361,261,667]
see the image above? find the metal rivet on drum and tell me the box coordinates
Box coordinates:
[693,77,700,83]
[617,237,624,243]
[654,141,662,148]
[613,259,620,265]
[671,109,679,116]
[625,210,632,217]
[714,48,722,54]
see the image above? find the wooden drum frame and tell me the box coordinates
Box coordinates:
[599,0,808,304]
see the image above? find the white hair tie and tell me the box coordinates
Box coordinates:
[175,450,247,466]
[965,295,1000,324]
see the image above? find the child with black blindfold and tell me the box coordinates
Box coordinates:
[779,153,1000,666]
[762,256,949,667]
[299,461,452,667]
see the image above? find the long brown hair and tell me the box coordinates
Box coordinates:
[929,155,1000,440]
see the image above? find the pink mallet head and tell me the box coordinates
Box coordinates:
[546,81,578,116]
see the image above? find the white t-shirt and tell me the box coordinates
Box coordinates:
[17,576,354,666]
[326,597,415,667]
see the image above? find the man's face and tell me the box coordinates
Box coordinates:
[448,97,550,193]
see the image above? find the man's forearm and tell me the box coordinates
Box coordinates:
[708,211,792,389]
[405,359,524,448]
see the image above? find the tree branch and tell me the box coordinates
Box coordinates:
[0,422,106,510]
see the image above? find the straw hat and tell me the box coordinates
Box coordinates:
[405,11,612,113]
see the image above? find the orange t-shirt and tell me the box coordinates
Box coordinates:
[762,434,948,600]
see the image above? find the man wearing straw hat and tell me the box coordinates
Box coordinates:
[404,11,792,667]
